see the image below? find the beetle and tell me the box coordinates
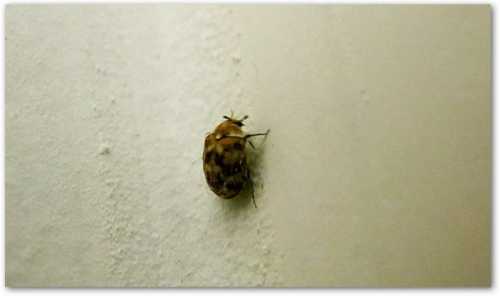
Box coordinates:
[203,114,269,207]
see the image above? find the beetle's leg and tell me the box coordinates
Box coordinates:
[248,140,255,149]
[221,130,269,144]
[248,172,257,208]
[244,129,270,140]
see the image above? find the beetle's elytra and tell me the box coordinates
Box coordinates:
[203,114,269,207]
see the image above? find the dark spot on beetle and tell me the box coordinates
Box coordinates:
[233,142,243,150]
[225,180,243,192]
[221,164,234,176]
[204,151,213,162]
[214,153,224,166]
[215,172,224,186]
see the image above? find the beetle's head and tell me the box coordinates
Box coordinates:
[223,114,248,127]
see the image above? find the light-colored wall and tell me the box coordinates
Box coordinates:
[6,5,490,287]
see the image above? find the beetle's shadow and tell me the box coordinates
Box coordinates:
[222,185,254,213]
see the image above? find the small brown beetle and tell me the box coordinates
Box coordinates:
[203,114,269,207]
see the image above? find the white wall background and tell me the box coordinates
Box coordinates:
[6,5,491,287]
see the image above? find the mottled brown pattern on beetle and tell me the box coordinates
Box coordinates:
[203,118,250,199]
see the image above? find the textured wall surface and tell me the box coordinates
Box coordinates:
[6,5,491,287]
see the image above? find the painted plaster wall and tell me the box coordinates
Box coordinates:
[6,5,490,287]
